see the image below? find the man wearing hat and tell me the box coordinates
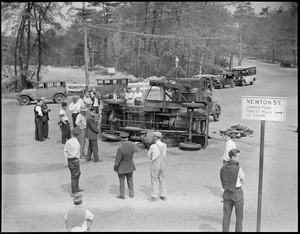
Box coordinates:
[75,106,88,158]
[113,132,137,199]
[69,96,81,128]
[64,194,94,232]
[220,149,245,232]
[85,107,101,162]
[34,99,45,141]
[40,97,51,139]
[64,127,84,197]
[147,131,167,202]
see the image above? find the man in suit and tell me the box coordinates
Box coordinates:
[114,132,137,199]
[85,107,102,162]
[41,97,51,139]
[34,99,45,141]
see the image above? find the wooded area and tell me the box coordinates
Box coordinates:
[1,2,298,91]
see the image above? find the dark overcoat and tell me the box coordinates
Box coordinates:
[114,141,136,174]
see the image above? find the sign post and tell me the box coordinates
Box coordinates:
[241,96,286,232]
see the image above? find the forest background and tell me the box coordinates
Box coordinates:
[1,2,298,91]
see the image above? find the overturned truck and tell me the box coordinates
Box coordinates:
[100,76,221,150]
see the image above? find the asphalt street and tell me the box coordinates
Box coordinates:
[1,58,298,232]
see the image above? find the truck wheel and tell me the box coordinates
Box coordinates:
[20,96,30,105]
[213,104,221,121]
[179,142,202,150]
[54,94,65,103]
[182,103,204,109]
[104,99,126,105]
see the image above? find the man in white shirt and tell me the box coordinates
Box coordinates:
[220,149,245,232]
[222,131,236,164]
[64,127,84,197]
[69,96,81,127]
[125,87,134,106]
[65,194,94,232]
[58,101,71,144]
[75,107,88,158]
[147,131,167,202]
[133,87,143,106]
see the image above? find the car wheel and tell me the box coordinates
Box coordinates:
[231,81,235,88]
[213,104,221,121]
[20,96,30,105]
[54,94,65,103]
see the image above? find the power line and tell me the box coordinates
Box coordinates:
[87,23,232,40]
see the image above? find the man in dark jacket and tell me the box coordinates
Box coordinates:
[34,99,44,141]
[41,97,51,139]
[85,108,101,162]
[114,132,137,199]
[220,149,245,232]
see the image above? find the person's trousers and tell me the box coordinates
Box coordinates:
[222,187,244,232]
[68,158,81,194]
[61,121,71,144]
[42,120,49,138]
[72,113,79,128]
[35,117,43,141]
[87,139,99,162]
[118,173,134,198]
[77,129,87,157]
[150,166,166,198]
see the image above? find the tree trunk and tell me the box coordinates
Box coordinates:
[25,19,31,70]
[198,52,204,75]
[36,27,42,81]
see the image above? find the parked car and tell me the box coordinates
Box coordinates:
[214,72,235,89]
[232,65,256,86]
[192,74,216,91]
[280,59,293,68]
[16,80,68,105]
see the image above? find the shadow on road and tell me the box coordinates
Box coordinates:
[203,185,223,198]
[2,161,64,175]
[197,214,222,231]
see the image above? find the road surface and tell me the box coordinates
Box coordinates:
[1,58,297,232]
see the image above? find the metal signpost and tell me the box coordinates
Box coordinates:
[241,96,286,232]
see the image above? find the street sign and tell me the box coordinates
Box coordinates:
[241,96,287,122]
[241,96,287,232]
[108,67,115,74]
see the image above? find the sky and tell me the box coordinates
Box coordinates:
[226,1,291,13]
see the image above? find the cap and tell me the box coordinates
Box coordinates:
[119,132,129,138]
[80,107,87,112]
[72,127,82,136]
[228,149,240,158]
[73,194,83,203]
[153,131,162,138]
[62,101,67,106]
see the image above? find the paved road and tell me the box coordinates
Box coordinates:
[1,58,297,232]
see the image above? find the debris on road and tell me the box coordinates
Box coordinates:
[219,124,254,138]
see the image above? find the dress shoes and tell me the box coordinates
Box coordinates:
[159,196,166,201]
[148,197,158,202]
[71,193,77,197]
[129,195,134,198]
[116,195,125,199]
[76,189,84,192]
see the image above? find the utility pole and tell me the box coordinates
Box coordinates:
[83,2,89,89]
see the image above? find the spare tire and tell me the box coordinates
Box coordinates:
[101,133,121,141]
[179,142,202,150]
[104,99,126,105]
[182,103,204,109]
